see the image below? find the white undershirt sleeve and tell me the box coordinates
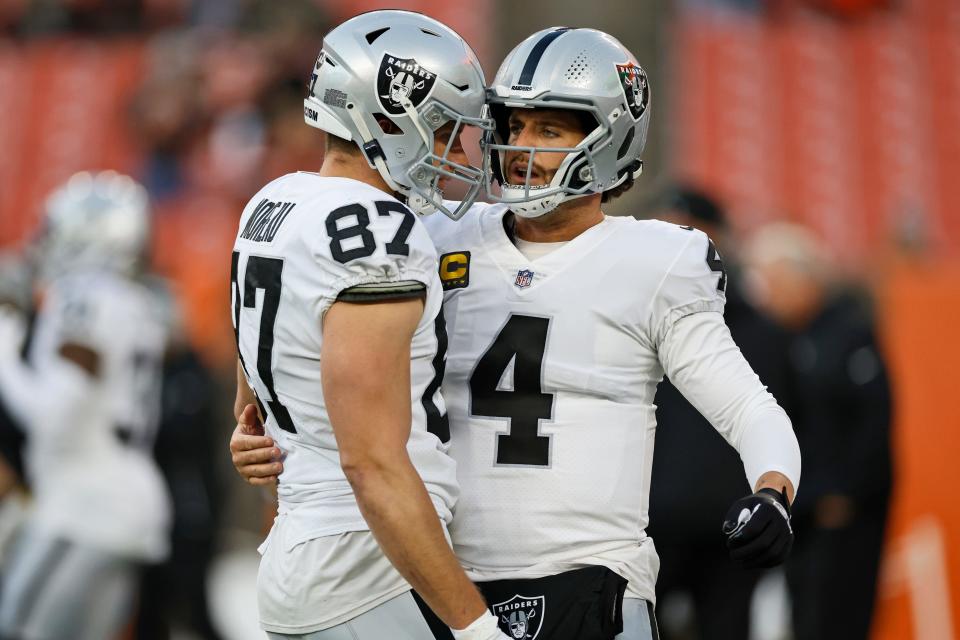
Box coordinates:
[657,310,801,491]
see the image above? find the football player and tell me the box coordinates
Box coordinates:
[0,171,172,640]
[229,10,509,640]
[232,27,801,640]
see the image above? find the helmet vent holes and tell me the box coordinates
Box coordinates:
[365,27,390,44]
[564,51,593,87]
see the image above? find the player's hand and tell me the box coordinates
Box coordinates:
[722,487,793,569]
[451,610,512,640]
[230,404,284,486]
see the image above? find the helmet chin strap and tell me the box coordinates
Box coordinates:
[345,102,402,191]
[344,100,442,216]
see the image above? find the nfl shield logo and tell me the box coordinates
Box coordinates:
[514,269,534,289]
[492,594,545,640]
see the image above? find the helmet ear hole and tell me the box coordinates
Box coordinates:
[373,114,403,135]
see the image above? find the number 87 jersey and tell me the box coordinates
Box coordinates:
[230,173,458,545]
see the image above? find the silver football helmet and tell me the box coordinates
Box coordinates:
[303,10,492,219]
[34,171,151,281]
[483,28,651,218]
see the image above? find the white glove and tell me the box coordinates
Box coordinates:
[450,610,511,640]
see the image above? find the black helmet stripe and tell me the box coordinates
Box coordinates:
[516,28,571,86]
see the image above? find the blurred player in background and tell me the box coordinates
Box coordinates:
[233,26,801,640]
[744,223,893,640]
[0,171,172,640]
[0,252,32,499]
[230,10,509,640]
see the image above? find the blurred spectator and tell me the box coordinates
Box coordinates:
[744,223,893,640]
[136,293,226,640]
[2,0,189,38]
[646,187,792,640]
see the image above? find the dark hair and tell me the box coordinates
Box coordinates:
[325,132,356,154]
[657,186,727,228]
[601,160,642,203]
[601,176,635,203]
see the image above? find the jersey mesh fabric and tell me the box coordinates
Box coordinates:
[232,173,458,550]
[423,205,751,601]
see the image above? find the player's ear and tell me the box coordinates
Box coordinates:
[375,115,401,134]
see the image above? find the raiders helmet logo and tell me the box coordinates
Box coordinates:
[377,54,437,116]
[615,62,649,120]
[492,595,545,640]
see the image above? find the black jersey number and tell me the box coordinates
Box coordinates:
[326,201,415,264]
[423,309,450,443]
[231,252,297,434]
[469,315,554,466]
[706,239,727,293]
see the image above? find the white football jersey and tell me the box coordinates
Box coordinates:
[231,173,457,550]
[25,269,171,561]
[423,203,729,601]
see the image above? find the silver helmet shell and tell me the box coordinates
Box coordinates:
[303,10,492,219]
[34,171,151,281]
[483,28,651,218]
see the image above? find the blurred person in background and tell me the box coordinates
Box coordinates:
[0,171,172,640]
[0,253,33,580]
[232,26,802,640]
[743,223,893,640]
[230,10,510,640]
[646,188,791,640]
[0,253,33,500]
[135,290,226,640]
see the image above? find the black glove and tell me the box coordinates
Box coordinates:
[722,487,793,569]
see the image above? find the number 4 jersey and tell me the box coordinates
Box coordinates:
[423,203,739,603]
[231,173,457,548]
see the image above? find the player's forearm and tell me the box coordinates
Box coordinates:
[736,409,801,496]
[755,470,795,503]
[234,359,256,421]
[661,312,801,492]
[345,455,488,629]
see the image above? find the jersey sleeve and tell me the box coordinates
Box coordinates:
[305,196,439,317]
[659,311,801,490]
[648,228,727,348]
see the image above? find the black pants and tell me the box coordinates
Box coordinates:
[655,539,760,640]
[415,566,650,640]
[786,513,887,640]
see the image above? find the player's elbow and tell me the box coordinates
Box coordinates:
[339,442,409,493]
